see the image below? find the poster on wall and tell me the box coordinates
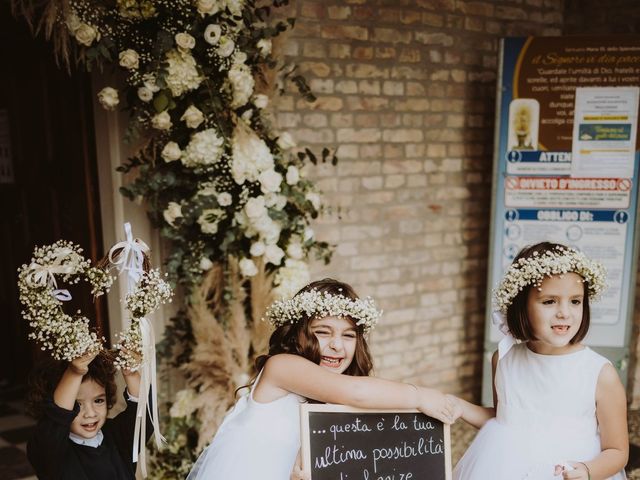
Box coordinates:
[484,36,640,401]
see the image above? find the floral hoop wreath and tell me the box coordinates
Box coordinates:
[18,223,172,471]
[18,241,114,361]
[264,289,383,334]
[492,245,606,359]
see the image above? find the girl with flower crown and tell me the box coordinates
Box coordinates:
[187,278,457,480]
[451,242,628,480]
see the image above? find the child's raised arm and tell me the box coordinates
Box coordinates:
[258,354,456,424]
[53,350,99,409]
[561,363,628,480]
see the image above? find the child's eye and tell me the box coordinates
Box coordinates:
[314,330,330,336]
[572,299,582,305]
[542,299,555,305]
[343,333,356,339]
[95,398,105,405]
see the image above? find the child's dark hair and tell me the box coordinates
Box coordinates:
[255,278,374,376]
[506,242,590,344]
[26,350,118,419]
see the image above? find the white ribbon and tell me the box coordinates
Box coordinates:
[132,317,165,477]
[492,310,518,359]
[25,250,75,302]
[108,222,150,293]
[109,223,163,477]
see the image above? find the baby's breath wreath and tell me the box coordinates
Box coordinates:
[18,241,114,361]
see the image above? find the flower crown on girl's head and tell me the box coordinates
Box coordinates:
[264,289,383,334]
[493,245,607,314]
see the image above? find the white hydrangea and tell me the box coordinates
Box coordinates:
[264,244,285,266]
[239,258,258,277]
[181,129,225,168]
[165,49,204,97]
[228,63,254,108]
[272,259,310,301]
[258,169,282,194]
[231,125,274,184]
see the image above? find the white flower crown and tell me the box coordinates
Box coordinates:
[264,289,383,333]
[493,245,607,314]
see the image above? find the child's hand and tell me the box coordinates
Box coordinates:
[69,349,100,375]
[445,394,464,422]
[554,461,589,479]
[418,388,457,424]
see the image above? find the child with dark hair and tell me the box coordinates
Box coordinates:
[27,350,152,480]
[451,242,627,480]
[187,278,456,480]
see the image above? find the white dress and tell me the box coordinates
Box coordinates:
[454,343,626,480]
[187,371,306,480]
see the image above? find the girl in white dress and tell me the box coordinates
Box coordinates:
[452,242,628,480]
[187,278,457,480]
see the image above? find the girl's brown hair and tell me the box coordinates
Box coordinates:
[506,242,591,344]
[255,278,374,377]
[26,350,118,419]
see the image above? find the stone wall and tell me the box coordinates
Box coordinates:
[274,0,564,399]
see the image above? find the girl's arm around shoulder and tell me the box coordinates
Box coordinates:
[577,362,628,480]
[258,354,456,424]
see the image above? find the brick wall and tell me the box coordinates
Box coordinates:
[562,0,640,406]
[273,0,564,400]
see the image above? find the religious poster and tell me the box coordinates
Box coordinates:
[484,36,640,402]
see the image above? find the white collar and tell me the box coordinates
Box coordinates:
[69,430,104,448]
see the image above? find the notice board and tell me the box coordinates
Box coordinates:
[300,404,452,480]
[483,36,640,404]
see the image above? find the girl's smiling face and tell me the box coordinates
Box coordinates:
[70,379,108,439]
[526,272,585,355]
[309,316,357,374]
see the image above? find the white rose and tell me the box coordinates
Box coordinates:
[241,110,253,122]
[199,257,214,271]
[239,258,258,277]
[143,74,161,93]
[163,202,183,226]
[119,49,139,70]
[250,241,266,257]
[287,240,304,260]
[253,94,269,109]
[234,51,248,64]
[161,142,182,162]
[217,37,235,57]
[216,192,232,206]
[264,244,285,266]
[75,23,98,46]
[137,86,153,102]
[257,38,272,57]
[97,87,119,111]
[305,192,321,210]
[277,132,296,150]
[285,166,299,185]
[258,169,282,194]
[175,32,196,50]
[245,196,267,219]
[152,111,172,130]
[180,105,205,129]
[204,24,222,45]
[197,0,220,16]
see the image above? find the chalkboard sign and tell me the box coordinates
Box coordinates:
[300,404,451,480]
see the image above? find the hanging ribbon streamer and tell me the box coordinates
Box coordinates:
[109,223,164,477]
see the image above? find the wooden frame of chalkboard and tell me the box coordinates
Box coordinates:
[300,404,452,480]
